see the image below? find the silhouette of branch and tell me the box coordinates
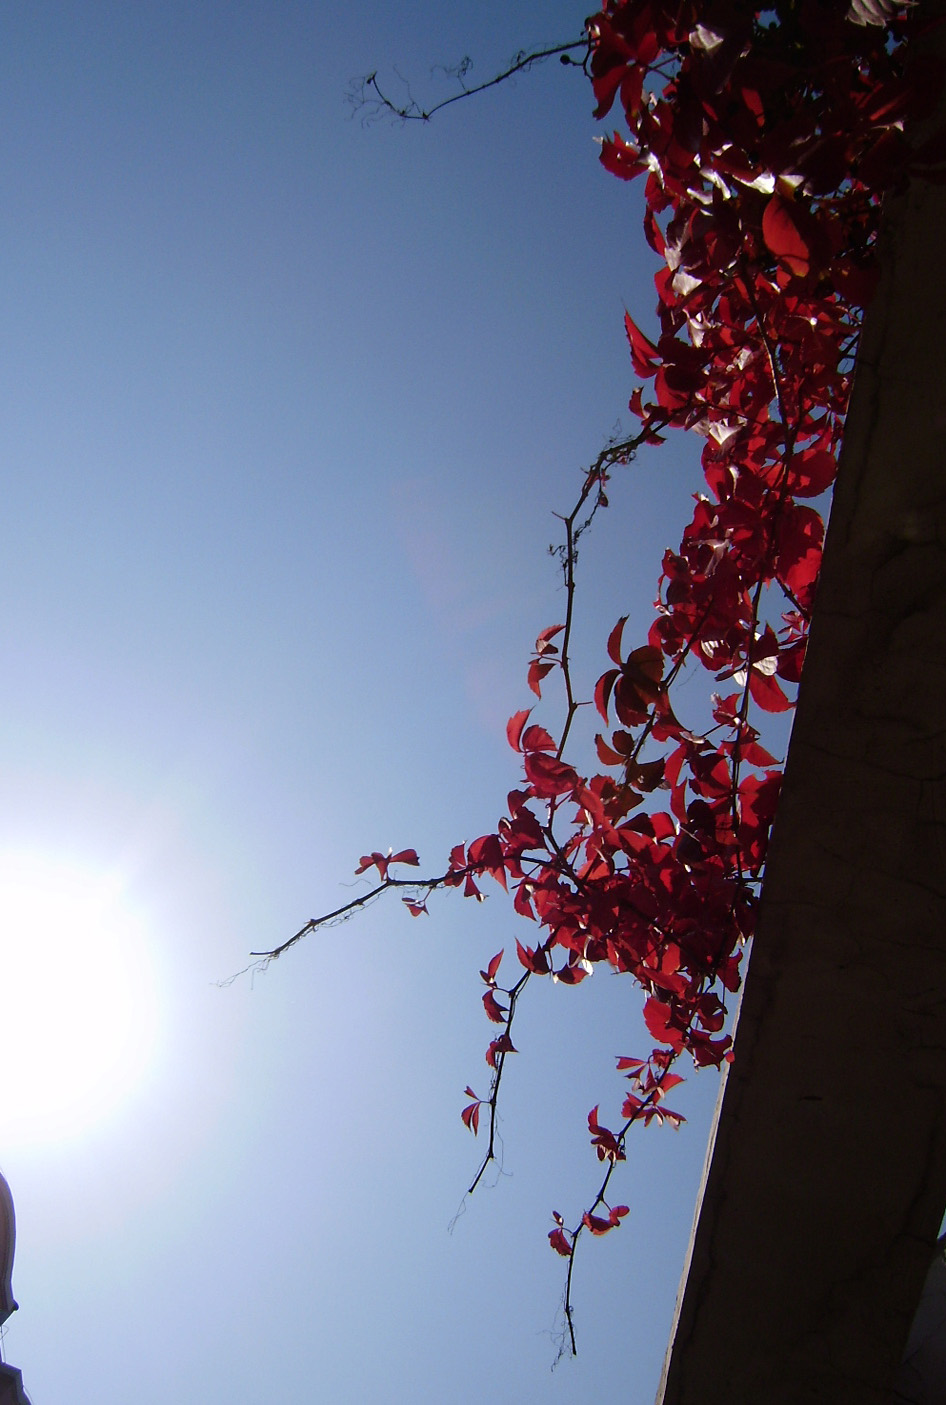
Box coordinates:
[347,39,590,125]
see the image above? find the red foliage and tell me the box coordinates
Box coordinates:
[283,0,929,1354]
[447,0,921,1342]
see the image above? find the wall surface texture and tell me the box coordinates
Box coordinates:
[658,10,946,1402]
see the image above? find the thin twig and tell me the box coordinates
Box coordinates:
[349,40,589,124]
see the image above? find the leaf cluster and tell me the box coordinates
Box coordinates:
[263,0,931,1356]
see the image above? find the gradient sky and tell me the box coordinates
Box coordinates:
[0,4,740,1401]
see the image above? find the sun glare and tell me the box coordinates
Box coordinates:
[0,854,161,1146]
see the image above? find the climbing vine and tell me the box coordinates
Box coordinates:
[254,0,938,1353]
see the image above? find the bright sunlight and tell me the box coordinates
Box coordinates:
[0,853,161,1146]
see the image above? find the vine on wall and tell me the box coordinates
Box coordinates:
[256,0,937,1352]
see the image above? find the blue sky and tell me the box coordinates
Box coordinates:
[0,4,731,1401]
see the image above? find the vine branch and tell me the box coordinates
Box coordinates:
[347,39,589,125]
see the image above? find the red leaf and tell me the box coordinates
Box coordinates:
[762,194,810,277]
[600,132,647,181]
[594,669,619,721]
[461,1101,481,1134]
[790,448,836,498]
[643,996,685,1051]
[527,658,555,697]
[775,503,824,607]
[516,939,550,974]
[513,882,536,920]
[588,1106,624,1162]
[595,734,625,766]
[523,751,579,798]
[624,310,660,377]
[484,949,503,984]
[355,850,388,878]
[548,1227,573,1257]
[520,724,557,753]
[402,898,428,917]
[607,616,628,665]
[389,849,419,868]
[583,1212,618,1236]
[486,1034,517,1068]
[482,990,508,1024]
[554,962,588,985]
[506,709,531,752]
[748,667,793,713]
[468,834,507,889]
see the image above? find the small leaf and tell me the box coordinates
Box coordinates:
[549,1228,573,1257]
[595,669,619,721]
[516,938,550,974]
[520,723,557,753]
[643,996,685,1051]
[748,668,793,713]
[482,990,507,1024]
[762,194,810,277]
[486,1034,517,1068]
[355,851,388,878]
[506,709,531,752]
[485,949,503,983]
[624,311,660,377]
[527,658,555,697]
[583,1212,617,1236]
[607,616,628,665]
[523,751,579,798]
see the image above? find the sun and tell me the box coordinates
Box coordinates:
[0,853,161,1146]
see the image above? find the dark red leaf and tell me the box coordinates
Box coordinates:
[554,962,588,985]
[516,939,550,974]
[549,1227,573,1257]
[595,669,619,721]
[523,751,579,798]
[583,1211,618,1236]
[607,616,628,665]
[600,132,647,181]
[482,990,508,1024]
[624,310,660,378]
[762,194,810,277]
[790,448,836,497]
[486,1034,517,1068]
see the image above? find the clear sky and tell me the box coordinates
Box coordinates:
[0,4,732,1401]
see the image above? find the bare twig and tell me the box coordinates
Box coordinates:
[347,39,589,125]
